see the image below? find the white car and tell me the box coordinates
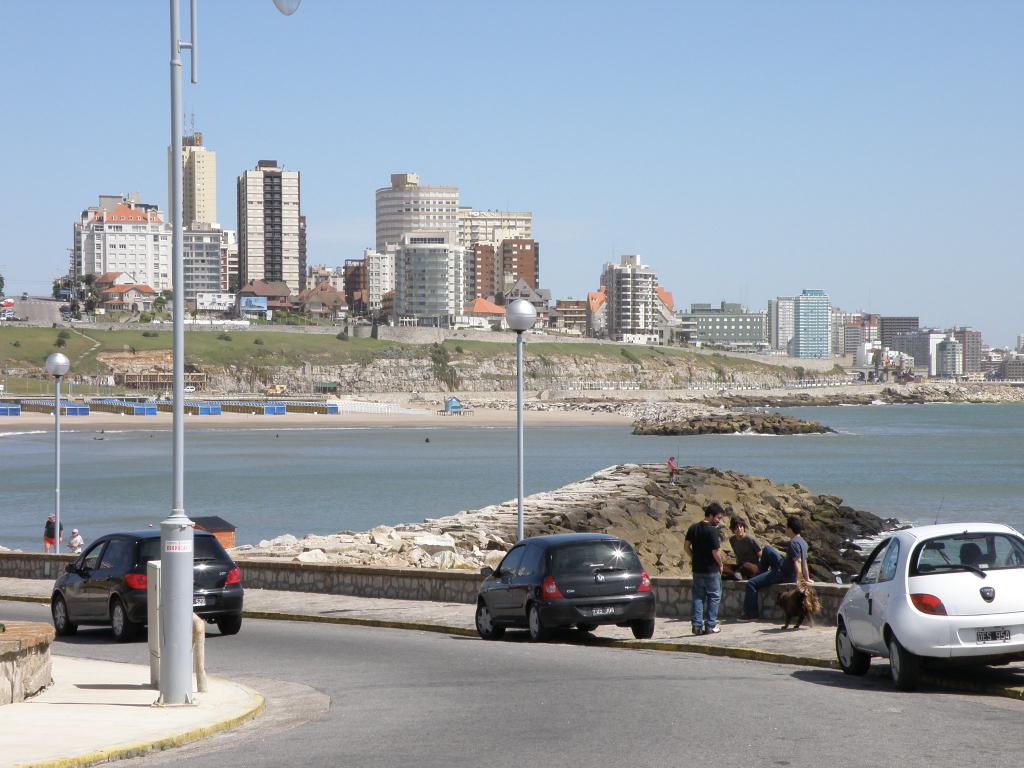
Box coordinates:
[836,522,1024,690]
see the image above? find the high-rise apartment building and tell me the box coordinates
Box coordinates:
[169,132,218,227]
[952,327,983,374]
[220,230,238,291]
[935,336,964,377]
[365,247,396,315]
[603,255,659,342]
[456,208,532,251]
[893,329,946,376]
[768,297,795,352]
[393,231,466,325]
[471,243,498,299]
[375,173,459,252]
[236,160,305,294]
[499,239,539,291]
[1017,335,1024,354]
[880,316,920,350]
[182,223,224,300]
[793,289,831,358]
[71,194,172,291]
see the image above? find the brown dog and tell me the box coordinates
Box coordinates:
[777,584,821,629]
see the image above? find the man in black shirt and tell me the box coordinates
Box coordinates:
[684,501,725,635]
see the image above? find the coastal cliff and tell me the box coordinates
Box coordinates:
[233,464,894,581]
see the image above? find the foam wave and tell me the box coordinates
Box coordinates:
[0,430,47,438]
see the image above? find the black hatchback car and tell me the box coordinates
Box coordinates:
[51,530,244,641]
[475,533,656,641]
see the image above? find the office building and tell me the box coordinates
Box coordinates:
[768,297,795,352]
[393,231,466,326]
[793,289,831,358]
[71,194,172,291]
[375,173,458,252]
[182,223,225,300]
[683,302,767,348]
[880,316,920,350]
[169,131,218,227]
[237,160,305,293]
[603,255,659,343]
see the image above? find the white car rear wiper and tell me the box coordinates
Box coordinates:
[929,563,987,578]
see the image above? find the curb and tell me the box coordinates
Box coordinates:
[18,684,265,768]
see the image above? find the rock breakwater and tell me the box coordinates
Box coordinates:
[633,411,835,436]
[232,464,893,581]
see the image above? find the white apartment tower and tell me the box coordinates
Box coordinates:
[71,194,172,290]
[168,132,218,227]
[365,246,396,314]
[456,208,532,251]
[237,160,305,293]
[375,173,459,252]
[394,231,466,326]
[603,255,659,342]
[768,297,796,352]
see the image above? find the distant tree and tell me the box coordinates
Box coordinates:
[228,275,240,292]
[52,280,63,300]
[82,274,95,287]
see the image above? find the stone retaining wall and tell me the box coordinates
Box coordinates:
[0,553,846,625]
[0,622,54,705]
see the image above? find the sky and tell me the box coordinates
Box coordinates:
[1,1,1022,345]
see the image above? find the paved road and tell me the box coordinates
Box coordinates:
[11,295,62,325]
[3,600,1023,768]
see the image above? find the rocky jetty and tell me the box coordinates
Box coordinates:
[633,411,835,436]
[231,464,893,581]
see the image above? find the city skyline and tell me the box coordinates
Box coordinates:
[2,2,1023,344]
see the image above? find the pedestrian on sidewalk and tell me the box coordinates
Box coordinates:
[667,456,678,484]
[741,516,809,620]
[68,528,84,554]
[43,513,64,553]
[684,501,725,635]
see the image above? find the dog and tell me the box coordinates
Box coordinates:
[776,583,821,629]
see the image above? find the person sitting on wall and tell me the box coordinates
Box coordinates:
[740,516,809,620]
[723,517,762,580]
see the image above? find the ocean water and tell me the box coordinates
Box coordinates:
[1,403,1023,552]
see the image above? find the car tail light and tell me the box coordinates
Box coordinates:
[911,593,947,615]
[225,566,242,586]
[638,570,652,593]
[124,573,148,591]
[542,576,563,599]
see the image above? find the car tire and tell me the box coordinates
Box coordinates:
[887,633,921,691]
[575,623,598,633]
[527,603,552,642]
[631,618,656,640]
[475,602,505,640]
[51,594,78,636]
[110,598,139,643]
[216,614,243,636]
[835,622,871,676]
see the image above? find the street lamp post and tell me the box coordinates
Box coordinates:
[160,0,300,707]
[506,299,538,542]
[44,353,70,555]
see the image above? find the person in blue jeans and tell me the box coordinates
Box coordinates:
[742,516,809,620]
[684,502,725,635]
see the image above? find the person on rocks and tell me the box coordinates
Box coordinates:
[724,517,762,580]
[667,456,678,484]
[684,501,725,635]
[741,515,810,620]
[68,528,84,555]
[43,513,64,553]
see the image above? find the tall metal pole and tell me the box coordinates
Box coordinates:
[53,375,61,554]
[159,0,196,706]
[516,330,525,542]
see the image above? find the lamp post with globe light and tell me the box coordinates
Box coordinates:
[44,353,70,555]
[506,299,538,541]
[160,0,300,707]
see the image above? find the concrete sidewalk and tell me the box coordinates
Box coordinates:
[1,656,263,768]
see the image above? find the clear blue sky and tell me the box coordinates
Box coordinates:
[2,1,1022,345]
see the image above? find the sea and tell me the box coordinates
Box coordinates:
[2,403,1023,552]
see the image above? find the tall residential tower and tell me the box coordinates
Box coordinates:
[236,160,306,293]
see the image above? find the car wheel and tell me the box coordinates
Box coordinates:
[575,623,598,633]
[631,618,656,640]
[835,622,871,676]
[216,614,243,636]
[475,602,505,640]
[527,604,551,642]
[51,594,78,636]
[887,633,921,691]
[110,598,138,643]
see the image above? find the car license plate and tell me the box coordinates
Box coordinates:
[976,628,1010,644]
[590,606,615,617]
[193,596,206,607]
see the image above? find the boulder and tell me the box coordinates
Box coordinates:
[413,533,457,555]
[295,549,329,563]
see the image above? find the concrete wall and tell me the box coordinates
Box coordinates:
[0,553,846,625]
[0,622,54,705]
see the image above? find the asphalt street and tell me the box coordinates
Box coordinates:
[10,296,61,325]
[3,600,1023,768]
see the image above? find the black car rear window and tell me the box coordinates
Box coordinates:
[139,536,230,564]
[551,541,642,576]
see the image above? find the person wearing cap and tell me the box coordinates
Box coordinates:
[43,514,64,553]
[68,528,84,555]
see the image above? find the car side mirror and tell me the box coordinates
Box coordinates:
[64,563,76,574]
[480,566,494,578]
